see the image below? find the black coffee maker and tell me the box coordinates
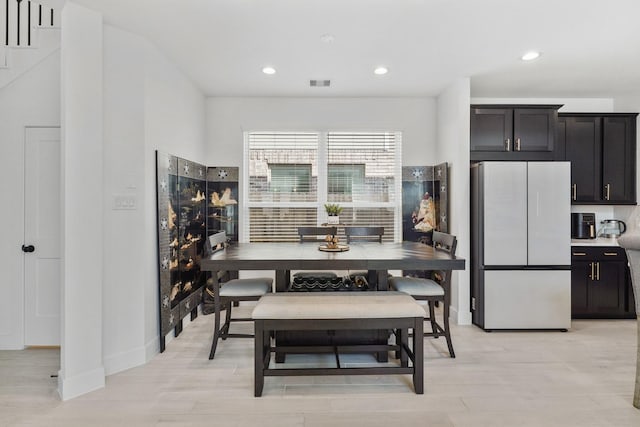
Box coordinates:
[571,213,596,239]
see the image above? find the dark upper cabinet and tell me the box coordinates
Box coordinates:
[470,105,561,161]
[559,116,601,202]
[602,116,636,203]
[561,113,637,204]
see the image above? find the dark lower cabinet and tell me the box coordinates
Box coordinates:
[571,246,635,318]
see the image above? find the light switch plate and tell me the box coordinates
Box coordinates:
[113,194,137,210]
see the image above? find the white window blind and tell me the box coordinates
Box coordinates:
[244,131,401,242]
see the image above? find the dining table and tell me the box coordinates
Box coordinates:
[200,240,466,362]
[201,240,466,292]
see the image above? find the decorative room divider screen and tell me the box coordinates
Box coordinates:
[155,151,239,352]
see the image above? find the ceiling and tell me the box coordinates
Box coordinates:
[73,0,640,98]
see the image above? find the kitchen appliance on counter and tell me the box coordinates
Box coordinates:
[471,161,571,330]
[599,219,626,238]
[571,213,596,239]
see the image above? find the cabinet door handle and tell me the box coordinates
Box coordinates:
[590,262,594,280]
[605,184,611,201]
[515,137,521,151]
[596,262,600,281]
[603,252,619,256]
[573,252,587,256]
[505,138,511,151]
[572,184,577,201]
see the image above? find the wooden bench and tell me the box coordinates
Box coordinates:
[252,292,425,396]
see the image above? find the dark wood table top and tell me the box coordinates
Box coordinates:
[201,241,465,272]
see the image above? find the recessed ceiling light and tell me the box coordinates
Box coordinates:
[374,66,388,75]
[262,66,276,75]
[320,34,335,43]
[521,51,541,61]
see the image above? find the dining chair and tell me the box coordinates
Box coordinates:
[206,232,273,359]
[344,226,384,243]
[344,226,385,286]
[389,231,457,358]
[293,226,339,281]
[297,226,338,242]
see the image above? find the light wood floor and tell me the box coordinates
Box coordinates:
[2,305,640,426]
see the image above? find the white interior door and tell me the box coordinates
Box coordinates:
[24,127,61,346]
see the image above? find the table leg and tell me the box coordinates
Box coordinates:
[376,270,388,291]
[275,269,289,363]
[375,269,390,362]
[275,269,290,292]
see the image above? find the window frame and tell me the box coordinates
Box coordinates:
[242,130,402,243]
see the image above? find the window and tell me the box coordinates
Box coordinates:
[328,164,365,197]
[244,131,401,242]
[269,164,312,194]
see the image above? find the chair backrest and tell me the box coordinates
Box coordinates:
[429,231,458,288]
[344,226,384,243]
[432,230,457,256]
[207,230,228,255]
[297,226,337,242]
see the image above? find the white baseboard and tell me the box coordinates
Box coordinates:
[58,366,105,401]
[450,306,472,325]
[145,336,160,362]
[103,346,147,376]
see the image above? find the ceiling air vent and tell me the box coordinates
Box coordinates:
[310,80,330,87]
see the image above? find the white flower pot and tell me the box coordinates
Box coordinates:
[327,215,339,225]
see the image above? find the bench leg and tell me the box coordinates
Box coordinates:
[399,328,409,368]
[413,317,424,394]
[254,320,265,397]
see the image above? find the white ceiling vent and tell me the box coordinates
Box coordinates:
[310,80,330,87]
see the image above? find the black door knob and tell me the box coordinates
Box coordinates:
[22,245,35,253]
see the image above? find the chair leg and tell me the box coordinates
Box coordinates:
[442,299,455,358]
[221,301,232,340]
[209,299,222,360]
[427,301,439,338]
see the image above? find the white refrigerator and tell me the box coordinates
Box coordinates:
[471,162,571,330]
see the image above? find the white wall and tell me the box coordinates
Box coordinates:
[205,97,436,167]
[0,52,60,350]
[101,25,147,376]
[142,31,207,356]
[436,78,472,325]
[60,1,206,399]
[60,1,104,400]
[101,24,206,375]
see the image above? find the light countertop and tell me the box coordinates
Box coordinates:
[571,237,620,247]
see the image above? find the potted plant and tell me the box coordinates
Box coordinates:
[324,203,342,224]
